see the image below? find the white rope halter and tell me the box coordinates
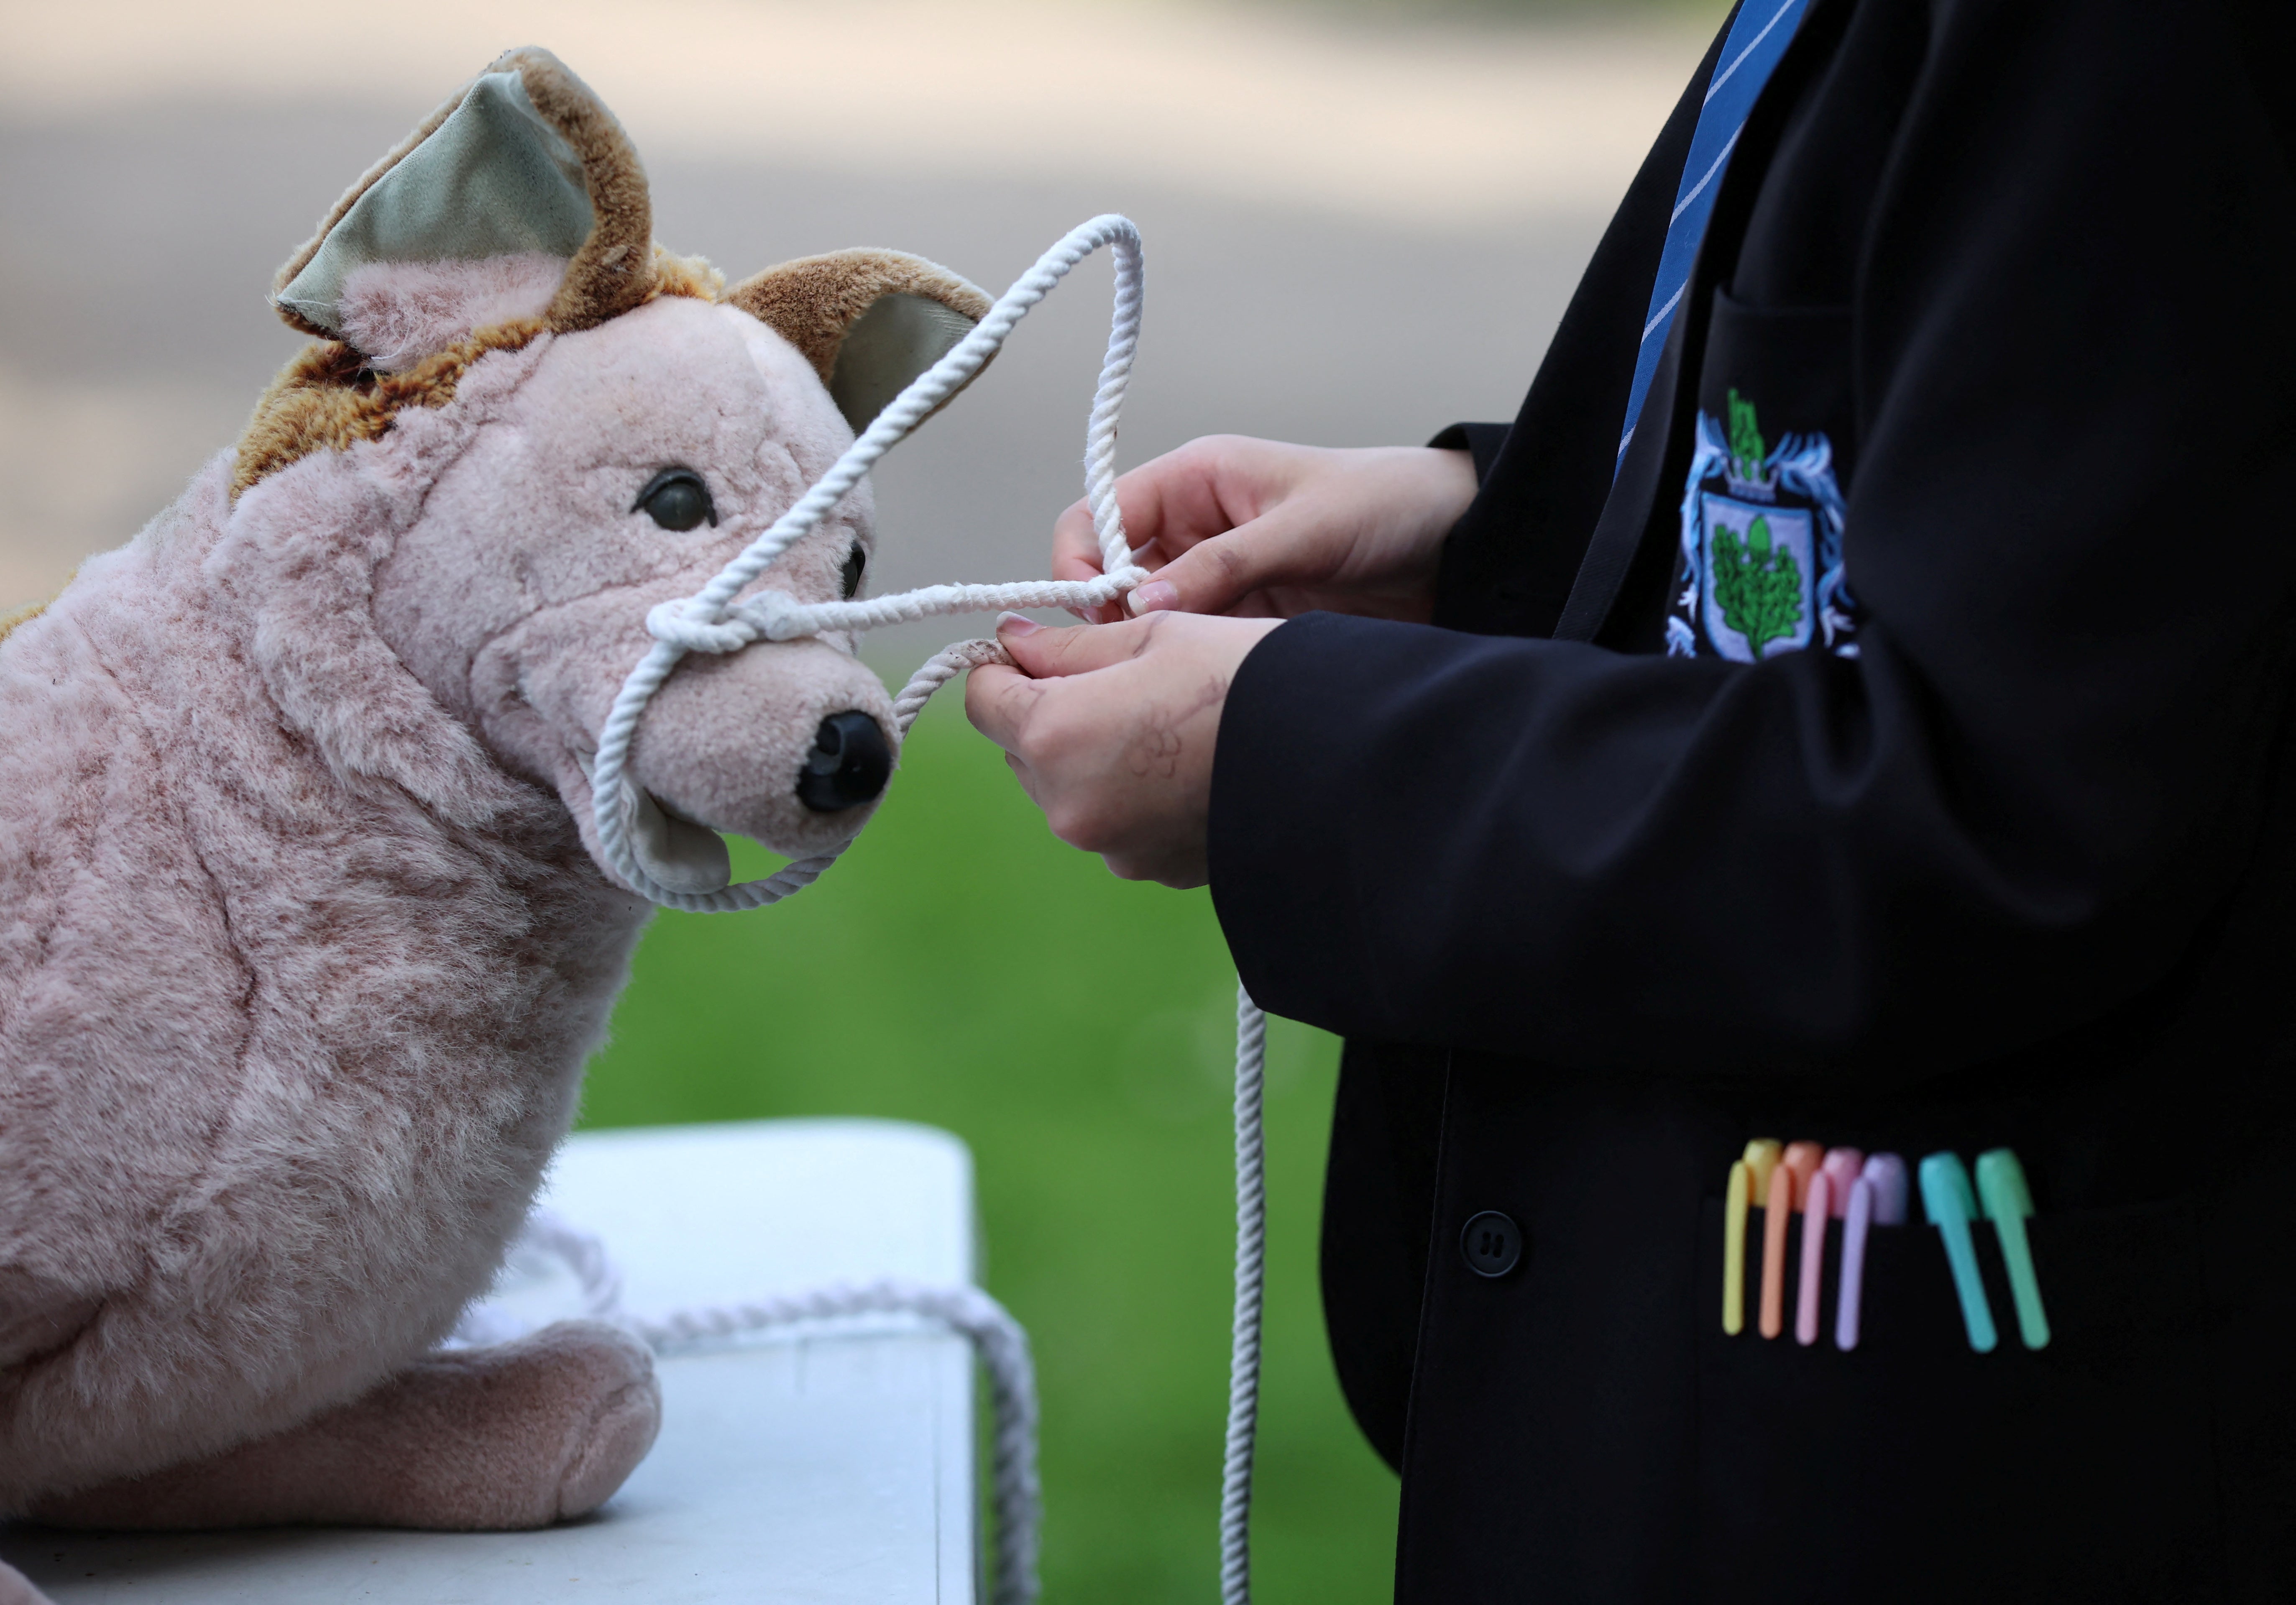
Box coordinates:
[563,215,1269,1605]
[591,214,1151,912]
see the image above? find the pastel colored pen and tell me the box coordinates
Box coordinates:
[1833,1152,1906,1350]
[1862,1153,1909,1225]
[1743,1140,1783,1216]
[1976,1148,2051,1350]
[1733,1140,1780,1338]
[1795,1168,1831,1345]
[1723,1160,1753,1336]
[1819,1147,1865,1216]
[1781,1142,1825,1195]
[1920,1152,1997,1353]
[1760,1142,1821,1339]
[1836,1175,1875,1349]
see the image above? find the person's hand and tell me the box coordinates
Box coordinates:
[1055,436,1478,625]
[964,610,1284,887]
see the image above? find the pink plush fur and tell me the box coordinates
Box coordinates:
[0,285,892,1545]
[338,253,565,370]
[34,1323,662,1530]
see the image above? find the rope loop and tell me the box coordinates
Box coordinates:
[589,214,1148,912]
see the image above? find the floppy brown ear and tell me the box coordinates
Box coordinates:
[270,45,656,343]
[729,252,992,432]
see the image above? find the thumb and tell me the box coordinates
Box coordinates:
[995,612,1156,678]
[1126,510,1304,617]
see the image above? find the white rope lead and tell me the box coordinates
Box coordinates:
[1223,986,1268,1605]
[554,215,1269,1605]
[472,1218,1040,1605]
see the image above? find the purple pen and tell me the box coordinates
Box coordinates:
[1835,1152,1908,1350]
[1864,1154,1910,1225]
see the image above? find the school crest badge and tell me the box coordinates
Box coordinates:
[1667,389,1859,661]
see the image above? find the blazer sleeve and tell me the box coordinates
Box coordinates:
[1206,0,2296,1080]
[1426,422,1511,484]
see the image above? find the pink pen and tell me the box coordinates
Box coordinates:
[1835,1152,1908,1350]
[1795,1149,1863,1344]
[1795,1170,1831,1344]
[1820,1147,1865,1216]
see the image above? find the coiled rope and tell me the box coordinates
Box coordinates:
[559,215,1267,1605]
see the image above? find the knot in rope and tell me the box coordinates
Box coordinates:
[645,596,761,655]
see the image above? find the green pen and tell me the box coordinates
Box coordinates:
[1919,1152,1997,1353]
[1976,1148,2051,1350]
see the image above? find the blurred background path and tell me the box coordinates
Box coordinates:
[0,0,1712,631]
[0,3,1718,1599]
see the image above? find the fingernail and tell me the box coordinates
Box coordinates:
[996,610,1042,636]
[1127,581,1179,616]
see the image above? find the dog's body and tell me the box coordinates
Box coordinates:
[0,435,647,1510]
[0,51,987,1573]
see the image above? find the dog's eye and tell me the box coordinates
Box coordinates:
[633,468,716,532]
[840,545,867,599]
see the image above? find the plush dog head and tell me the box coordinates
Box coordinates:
[229,48,987,894]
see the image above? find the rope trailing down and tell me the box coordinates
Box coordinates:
[470,1211,1043,1605]
[562,214,1270,1605]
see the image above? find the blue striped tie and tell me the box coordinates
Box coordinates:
[1615,0,1811,471]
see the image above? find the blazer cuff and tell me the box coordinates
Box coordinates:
[1426,422,1511,485]
[1207,611,1424,1033]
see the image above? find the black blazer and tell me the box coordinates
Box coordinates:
[1207,0,2296,1597]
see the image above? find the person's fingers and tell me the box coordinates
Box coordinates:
[1049,437,1315,621]
[1058,437,1276,575]
[962,660,1046,755]
[1051,497,1105,585]
[1126,499,1317,617]
[995,611,1163,679]
[1051,501,1131,622]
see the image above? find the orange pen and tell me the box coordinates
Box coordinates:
[1759,1140,1823,1339]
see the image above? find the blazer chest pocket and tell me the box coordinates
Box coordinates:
[1671,290,1863,664]
[1691,1195,2220,1602]
[1696,287,1854,475]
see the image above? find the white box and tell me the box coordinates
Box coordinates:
[12,1119,982,1603]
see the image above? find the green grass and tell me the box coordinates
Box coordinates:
[578,695,1399,1604]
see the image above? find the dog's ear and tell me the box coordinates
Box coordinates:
[728,252,992,432]
[271,46,657,363]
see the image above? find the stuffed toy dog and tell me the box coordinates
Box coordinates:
[0,46,989,1595]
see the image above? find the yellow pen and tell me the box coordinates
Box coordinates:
[1723,1161,1751,1335]
[1724,1139,1782,1336]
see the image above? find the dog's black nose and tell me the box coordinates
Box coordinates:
[796,711,893,811]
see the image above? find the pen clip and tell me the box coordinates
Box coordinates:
[1725,1140,1780,1338]
[1833,1151,1904,1351]
[1723,1161,1752,1336]
[1818,1147,1864,1217]
[1795,1168,1832,1345]
[1976,1148,2050,1350]
[1794,1148,1861,1345]
[1760,1142,1822,1339]
[1861,1152,1909,1225]
[1920,1152,1997,1353]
